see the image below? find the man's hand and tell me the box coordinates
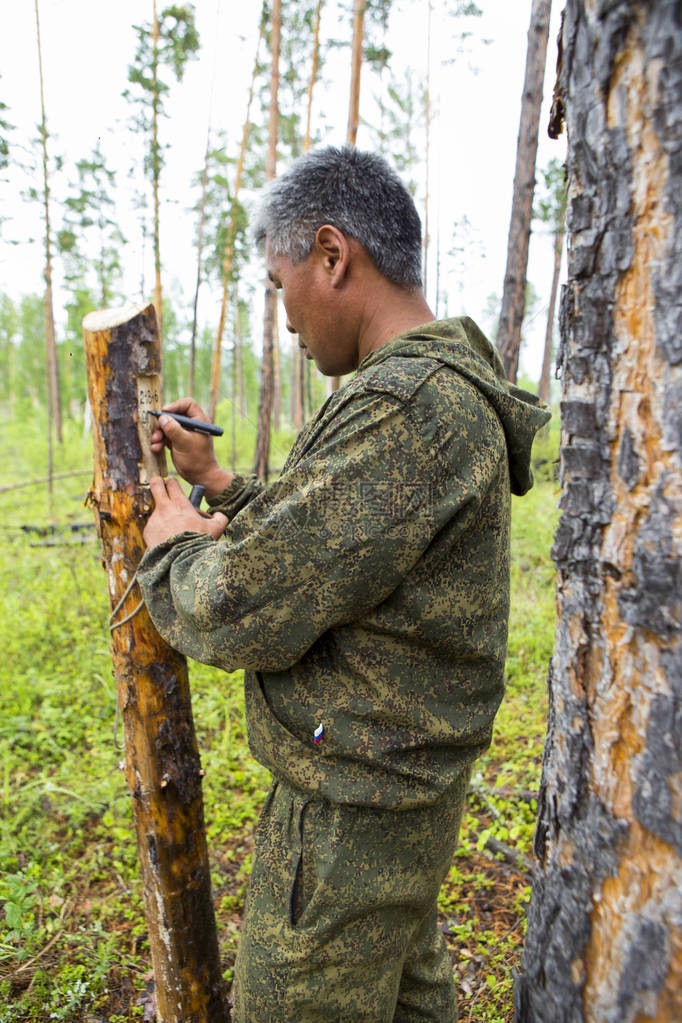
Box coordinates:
[150,397,234,497]
[143,476,229,548]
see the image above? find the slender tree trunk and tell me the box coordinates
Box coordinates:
[423,0,432,299]
[289,0,323,425]
[291,333,304,431]
[347,0,365,145]
[231,294,238,471]
[209,4,265,421]
[538,218,564,404]
[189,131,211,397]
[305,355,312,419]
[516,3,682,1020]
[235,288,244,417]
[151,0,163,340]
[497,0,551,382]
[34,0,62,450]
[272,298,281,432]
[82,303,228,1023]
[253,0,280,481]
[330,0,366,394]
[304,0,323,153]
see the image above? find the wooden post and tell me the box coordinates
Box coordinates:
[82,303,228,1023]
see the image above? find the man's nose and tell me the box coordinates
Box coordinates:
[286,319,296,334]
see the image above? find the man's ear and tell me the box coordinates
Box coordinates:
[314,225,351,287]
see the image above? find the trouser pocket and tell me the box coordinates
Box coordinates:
[290,799,314,927]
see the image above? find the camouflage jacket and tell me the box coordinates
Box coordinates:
[138,318,550,809]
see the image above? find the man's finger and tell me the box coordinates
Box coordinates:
[165,476,188,502]
[148,475,169,503]
[162,397,209,420]
[157,414,185,443]
[207,513,229,539]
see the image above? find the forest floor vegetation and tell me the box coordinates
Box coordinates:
[0,414,559,1023]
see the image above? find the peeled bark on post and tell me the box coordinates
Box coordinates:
[82,303,228,1023]
[497,0,551,383]
[516,3,682,1020]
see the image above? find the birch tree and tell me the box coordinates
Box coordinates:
[497,0,551,383]
[516,3,682,1019]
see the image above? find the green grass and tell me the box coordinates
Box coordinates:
[0,413,559,1022]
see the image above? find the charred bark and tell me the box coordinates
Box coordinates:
[516,3,682,1021]
[83,304,228,1023]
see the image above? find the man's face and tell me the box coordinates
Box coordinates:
[266,242,356,377]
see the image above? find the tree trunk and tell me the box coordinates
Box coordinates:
[235,287,244,418]
[516,3,682,1020]
[209,4,265,421]
[82,303,228,1023]
[253,0,281,480]
[497,0,551,383]
[151,0,163,341]
[34,0,62,448]
[253,283,276,482]
[329,0,366,394]
[347,0,365,146]
[189,132,211,397]
[272,298,280,432]
[423,0,432,300]
[538,219,564,404]
[289,0,323,425]
[304,0,323,153]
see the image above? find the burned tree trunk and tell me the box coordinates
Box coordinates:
[83,303,228,1023]
[516,3,682,1021]
[497,0,551,382]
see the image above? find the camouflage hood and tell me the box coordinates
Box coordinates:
[358,316,551,495]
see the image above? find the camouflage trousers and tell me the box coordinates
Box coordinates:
[232,771,470,1022]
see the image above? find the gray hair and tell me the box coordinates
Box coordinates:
[253,146,423,288]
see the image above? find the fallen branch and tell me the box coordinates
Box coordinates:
[483,835,534,878]
[0,470,91,494]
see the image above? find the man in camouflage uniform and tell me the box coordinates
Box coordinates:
[139,146,550,1021]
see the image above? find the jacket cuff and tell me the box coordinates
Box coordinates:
[205,473,263,518]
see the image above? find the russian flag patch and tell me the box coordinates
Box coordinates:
[313,723,324,744]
